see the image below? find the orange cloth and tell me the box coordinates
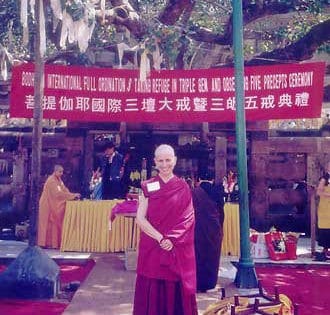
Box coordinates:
[37,174,77,249]
[318,185,330,229]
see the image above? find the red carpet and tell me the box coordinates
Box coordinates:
[59,259,95,284]
[0,259,95,315]
[256,265,330,315]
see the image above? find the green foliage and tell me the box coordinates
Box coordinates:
[0,0,328,68]
[244,43,255,57]
[270,13,326,46]
[90,24,117,47]
[0,0,31,60]
[0,0,20,42]
[318,43,330,54]
[190,1,230,34]
[302,0,325,14]
[142,21,183,68]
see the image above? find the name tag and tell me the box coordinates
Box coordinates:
[147,181,160,192]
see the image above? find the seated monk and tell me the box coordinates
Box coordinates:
[37,164,80,249]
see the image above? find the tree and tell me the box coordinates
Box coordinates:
[0,0,59,300]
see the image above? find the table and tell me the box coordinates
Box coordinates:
[61,200,239,255]
[222,203,240,256]
[116,212,139,270]
[116,212,137,249]
[61,200,139,252]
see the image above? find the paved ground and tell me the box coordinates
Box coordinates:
[62,253,241,315]
[0,237,327,315]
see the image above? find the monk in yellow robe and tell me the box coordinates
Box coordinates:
[37,164,80,249]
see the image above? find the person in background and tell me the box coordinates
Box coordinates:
[37,164,80,249]
[120,150,134,197]
[100,141,124,199]
[133,144,198,315]
[184,176,194,189]
[316,161,330,260]
[192,172,225,292]
[223,170,238,202]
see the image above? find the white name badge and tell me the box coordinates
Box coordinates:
[147,181,160,192]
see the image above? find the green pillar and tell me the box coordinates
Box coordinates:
[232,0,258,288]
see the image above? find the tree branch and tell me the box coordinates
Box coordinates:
[187,0,327,46]
[96,1,147,39]
[247,19,330,65]
[45,1,329,70]
[187,26,232,45]
[159,0,196,25]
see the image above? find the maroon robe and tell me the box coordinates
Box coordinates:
[134,175,197,315]
[192,184,224,291]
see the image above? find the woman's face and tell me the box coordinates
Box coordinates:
[154,152,177,178]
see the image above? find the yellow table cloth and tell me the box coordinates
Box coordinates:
[61,200,239,255]
[222,203,240,256]
[61,200,139,252]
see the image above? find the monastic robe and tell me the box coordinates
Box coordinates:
[37,174,76,249]
[135,175,197,315]
[192,183,224,291]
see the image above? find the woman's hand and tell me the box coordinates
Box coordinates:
[159,238,173,251]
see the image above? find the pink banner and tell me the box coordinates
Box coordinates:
[10,62,325,122]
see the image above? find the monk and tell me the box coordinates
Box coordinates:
[133,144,198,315]
[37,164,80,249]
[192,172,225,292]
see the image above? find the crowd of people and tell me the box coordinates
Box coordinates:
[89,142,148,200]
[36,141,330,313]
[36,143,225,314]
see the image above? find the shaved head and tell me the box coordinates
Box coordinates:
[54,164,63,172]
[154,144,177,180]
[53,164,64,178]
[154,144,175,157]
